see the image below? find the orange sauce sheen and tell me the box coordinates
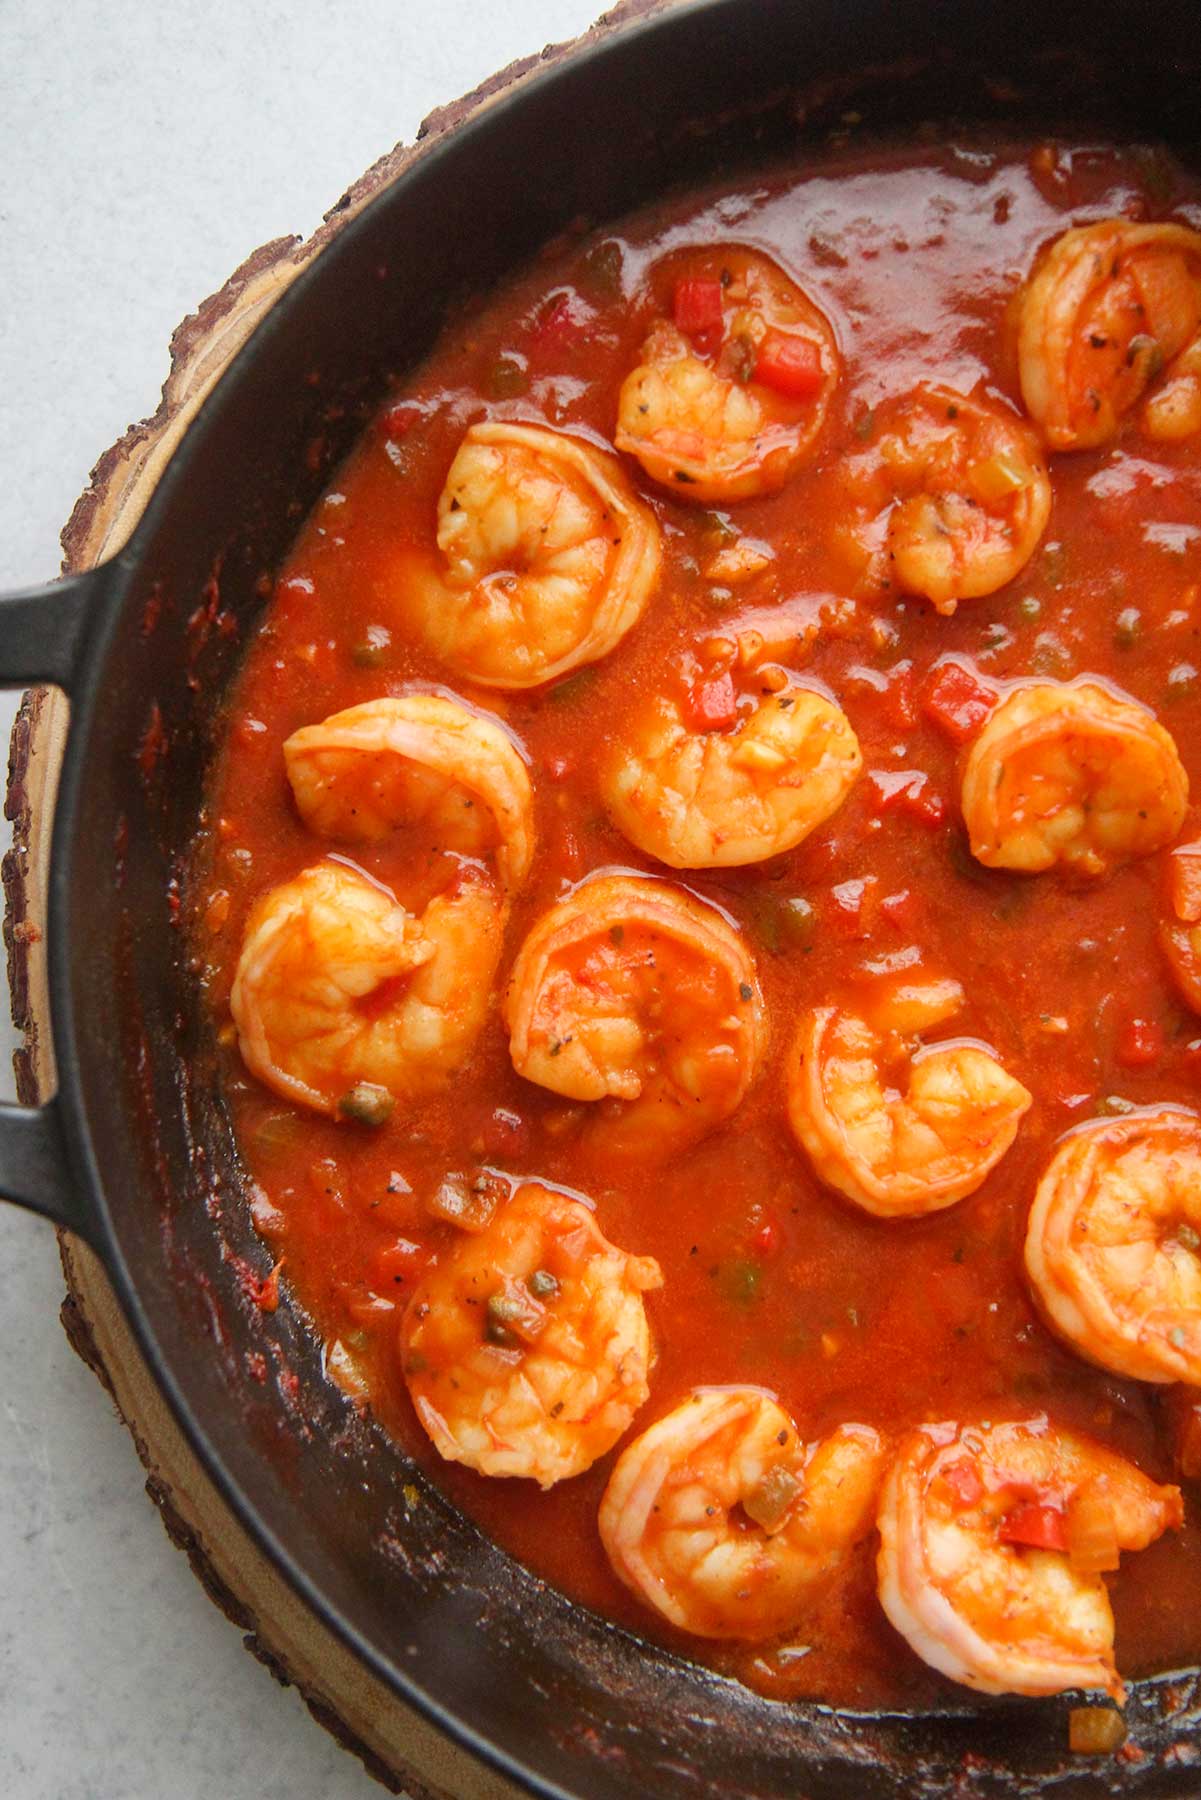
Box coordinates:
[193,136,1201,1707]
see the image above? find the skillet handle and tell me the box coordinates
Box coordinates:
[1,565,112,1245]
[0,1100,93,1242]
[0,569,101,686]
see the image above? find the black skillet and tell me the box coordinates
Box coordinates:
[2,1,1200,1793]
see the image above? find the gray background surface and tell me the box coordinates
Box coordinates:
[0,3,603,1793]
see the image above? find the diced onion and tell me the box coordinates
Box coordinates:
[743,1465,801,1533]
[1067,1476,1122,1574]
[968,450,1032,503]
[1068,1706,1127,1755]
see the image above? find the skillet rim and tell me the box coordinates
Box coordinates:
[24,0,1201,1791]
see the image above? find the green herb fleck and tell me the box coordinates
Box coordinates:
[718,1259,762,1307]
[779,895,817,948]
[351,624,393,668]
[548,667,599,705]
[579,238,624,297]
[1166,663,1199,703]
[1114,607,1142,651]
[338,1082,394,1126]
[1029,632,1075,679]
[487,355,528,399]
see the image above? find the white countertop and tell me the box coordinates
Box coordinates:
[0,3,605,1793]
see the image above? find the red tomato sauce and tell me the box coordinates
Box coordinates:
[191,136,1201,1707]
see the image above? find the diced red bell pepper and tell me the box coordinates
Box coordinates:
[378,399,420,440]
[868,769,947,828]
[920,660,998,744]
[750,1217,780,1259]
[881,887,921,930]
[998,1501,1069,1552]
[1169,842,1201,924]
[673,277,725,342]
[685,673,739,733]
[1116,1016,1165,1069]
[531,291,584,353]
[376,1238,429,1285]
[941,1458,984,1509]
[475,1106,532,1161]
[753,328,824,398]
[886,661,919,731]
[828,875,879,940]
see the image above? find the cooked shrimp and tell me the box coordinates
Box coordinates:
[616,246,839,502]
[1160,838,1201,1011]
[787,975,1032,1217]
[505,874,767,1155]
[601,682,862,868]
[877,1417,1183,1699]
[400,1182,662,1487]
[1025,1108,1201,1385]
[840,385,1051,614]
[961,680,1188,877]
[230,860,503,1116]
[402,421,661,688]
[284,694,534,890]
[599,1387,887,1639]
[1019,219,1201,450]
[1143,334,1201,441]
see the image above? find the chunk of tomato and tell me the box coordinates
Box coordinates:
[868,769,947,828]
[998,1501,1069,1553]
[1116,1016,1165,1069]
[753,328,823,398]
[920,660,998,744]
[941,1458,984,1509]
[673,278,724,342]
[684,672,738,732]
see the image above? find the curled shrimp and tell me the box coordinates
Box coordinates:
[601,681,862,869]
[505,874,767,1155]
[284,693,534,890]
[1025,1108,1201,1385]
[599,1387,887,1640]
[787,975,1032,1217]
[400,1182,662,1487]
[616,246,839,502]
[1143,334,1201,441]
[840,385,1051,614]
[961,680,1188,877]
[230,860,503,1116]
[403,421,661,689]
[1019,219,1201,450]
[877,1417,1183,1699]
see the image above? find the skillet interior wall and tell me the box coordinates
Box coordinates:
[61,3,1201,1795]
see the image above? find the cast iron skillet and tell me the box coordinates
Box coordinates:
[4,1,1201,1793]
